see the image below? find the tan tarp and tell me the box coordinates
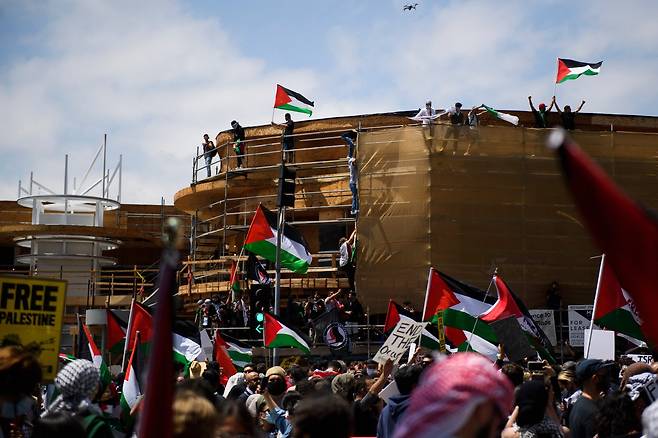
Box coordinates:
[357,124,658,314]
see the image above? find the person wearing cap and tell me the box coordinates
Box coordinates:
[393,352,514,438]
[438,102,465,154]
[568,359,614,438]
[413,100,438,126]
[528,95,555,128]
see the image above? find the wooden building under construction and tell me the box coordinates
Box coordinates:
[173,108,658,315]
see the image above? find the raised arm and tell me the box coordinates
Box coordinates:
[347,229,357,245]
[575,99,586,113]
[547,96,556,112]
[528,96,536,111]
[553,96,562,114]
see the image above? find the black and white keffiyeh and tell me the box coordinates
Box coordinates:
[42,359,99,417]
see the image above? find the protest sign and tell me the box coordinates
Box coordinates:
[585,329,615,360]
[627,354,653,364]
[529,309,557,346]
[0,276,67,381]
[373,318,426,365]
[568,305,599,347]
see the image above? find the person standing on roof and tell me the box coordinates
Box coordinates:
[528,95,555,128]
[438,102,465,154]
[413,100,437,126]
[231,120,246,169]
[554,98,586,130]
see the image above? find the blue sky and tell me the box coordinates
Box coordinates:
[1,0,657,204]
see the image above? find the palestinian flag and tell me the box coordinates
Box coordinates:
[215,331,253,371]
[126,301,153,351]
[120,334,142,424]
[172,320,204,370]
[214,330,238,378]
[480,275,556,362]
[384,300,443,351]
[424,269,499,359]
[593,255,645,341]
[264,313,311,354]
[246,252,271,285]
[274,84,314,116]
[556,58,602,84]
[58,353,76,364]
[80,322,112,392]
[548,129,658,348]
[483,105,519,126]
[244,204,312,274]
[229,260,241,293]
[107,309,127,356]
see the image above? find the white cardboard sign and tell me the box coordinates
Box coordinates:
[584,329,615,360]
[373,317,426,365]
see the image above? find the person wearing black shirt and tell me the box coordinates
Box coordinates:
[343,290,364,323]
[202,134,216,178]
[555,99,586,130]
[568,359,613,438]
[230,120,246,169]
[439,102,465,154]
[528,95,555,128]
[272,113,296,163]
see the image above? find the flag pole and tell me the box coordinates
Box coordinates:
[421,267,433,321]
[466,270,497,351]
[273,204,286,366]
[585,254,605,358]
[121,298,135,372]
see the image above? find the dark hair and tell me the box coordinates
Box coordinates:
[176,378,219,408]
[328,360,343,372]
[289,364,308,383]
[256,362,267,375]
[394,364,423,395]
[33,412,86,438]
[292,394,352,438]
[201,369,221,391]
[217,399,258,436]
[501,363,524,387]
[231,120,237,126]
[0,347,42,399]
[595,391,641,438]
[339,237,347,245]
[282,390,303,415]
[515,380,548,427]
[242,362,255,370]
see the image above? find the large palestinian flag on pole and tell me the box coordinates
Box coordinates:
[215,330,253,371]
[244,204,312,274]
[593,255,645,341]
[423,269,499,359]
[548,129,658,348]
[556,58,602,84]
[172,320,204,369]
[274,84,314,116]
[264,313,311,354]
[480,275,555,362]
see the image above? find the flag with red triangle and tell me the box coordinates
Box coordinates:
[213,330,238,380]
[480,275,555,362]
[593,256,645,341]
[263,313,311,354]
[80,320,112,392]
[229,260,241,293]
[548,129,658,348]
[126,301,153,351]
[106,309,127,355]
[273,84,314,116]
[384,300,442,350]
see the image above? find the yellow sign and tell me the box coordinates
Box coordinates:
[437,312,446,353]
[0,276,67,381]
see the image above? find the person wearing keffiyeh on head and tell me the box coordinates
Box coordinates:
[393,352,514,438]
[43,359,99,416]
[41,359,113,437]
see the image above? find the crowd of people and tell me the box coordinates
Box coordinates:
[3,339,658,438]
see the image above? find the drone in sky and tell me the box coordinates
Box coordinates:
[403,3,419,11]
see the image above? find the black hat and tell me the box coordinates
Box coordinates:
[575,359,613,382]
